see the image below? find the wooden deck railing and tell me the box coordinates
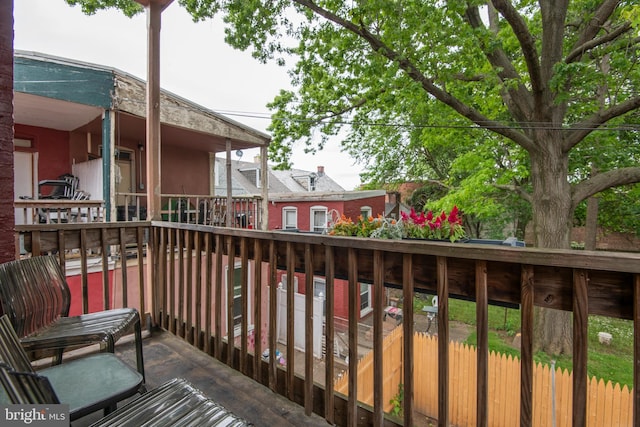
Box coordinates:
[14,199,105,224]
[117,192,262,228]
[15,221,640,427]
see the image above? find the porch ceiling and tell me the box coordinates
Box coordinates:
[15,93,264,153]
[14,92,103,132]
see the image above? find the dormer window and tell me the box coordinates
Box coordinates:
[239,168,261,188]
[308,172,317,191]
[292,172,318,191]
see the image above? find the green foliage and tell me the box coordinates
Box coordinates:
[389,383,404,417]
[65,0,142,17]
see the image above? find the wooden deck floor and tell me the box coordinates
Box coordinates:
[72,329,331,427]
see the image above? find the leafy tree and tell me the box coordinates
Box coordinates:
[70,0,640,355]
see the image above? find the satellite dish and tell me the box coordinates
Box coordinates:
[235,150,243,159]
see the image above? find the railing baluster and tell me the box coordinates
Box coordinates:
[214,234,223,360]
[168,227,176,333]
[226,236,236,367]
[573,269,589,427]
[186,230,194,343]
[475,260,489,427]
[136,227,148,330]
[304,243,314,416]
[101,228,109,310]
[436,256,447,427]
[268,240,278,392]
[80,228,88,314]
[373,250,384,427]
[324,246,335,424]
[253,238,263,381]
[57,230,65,275]
[240,237,249,374]
[347,247,359,427]
[520,265,535,427]
[178,229,185,338]
[159,227,167,330]
[118,227,128,308]
[194,230,203,349]
[31,230,41,255]
[204,233,213,355]
[286,242,295,400]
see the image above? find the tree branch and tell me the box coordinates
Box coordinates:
[570,0,620,58]
[566,22,633,63]
[495,184,533,203]
[564,95,640,150]
[290,0,538,152]
[571,167,640,208]
[491,0,544,99]
[464,5,533,124]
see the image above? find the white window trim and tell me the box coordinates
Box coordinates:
[224,261,253,337]
[361,206,372,220]
[282,206,298,230]
[310,206,328,233]
[360,283,373,317]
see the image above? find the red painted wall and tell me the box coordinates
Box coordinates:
[343,196,386,220]
[15,124,71,182]
[161,144,210,196]
[66,270,114,316]
[268,194,387,231]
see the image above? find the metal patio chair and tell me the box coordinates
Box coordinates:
[0,255,145,380]
[0,315,144,421]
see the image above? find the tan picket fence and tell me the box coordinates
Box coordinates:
[334,327,633,426]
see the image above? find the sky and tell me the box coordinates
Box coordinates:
[13,0,364,190]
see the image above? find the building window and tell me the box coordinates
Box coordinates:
[308,173,317,191]
[283,207,298,230]
[360,283,372,316]
[361,206,372,220]
[14,138,32,148]
[239,168,261,188]
[310,206,328,233]
[225,262,252,336]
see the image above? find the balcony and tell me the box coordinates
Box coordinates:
[15,193,262,228]
[15,221,640,426]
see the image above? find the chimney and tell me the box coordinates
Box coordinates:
[317,166,325,177]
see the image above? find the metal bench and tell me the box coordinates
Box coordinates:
[0,255,144,380]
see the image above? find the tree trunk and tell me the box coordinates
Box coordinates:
[529,140,573,355]
[0,0,15,263]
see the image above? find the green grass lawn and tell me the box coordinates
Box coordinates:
[417,297,633,388]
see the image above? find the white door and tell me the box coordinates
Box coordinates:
[14,151,36,225]
[276,287,323,358]
[116,159,132,206]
